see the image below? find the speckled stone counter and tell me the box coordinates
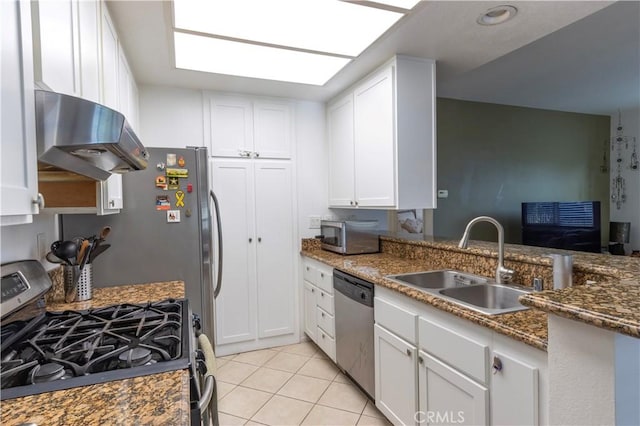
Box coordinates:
[301,248,549,351]
[1,281,191,426]
[303,234,640,345]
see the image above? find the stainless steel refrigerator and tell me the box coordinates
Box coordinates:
[61,146,221,340]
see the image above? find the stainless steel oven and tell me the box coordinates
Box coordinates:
[0,260,218,426]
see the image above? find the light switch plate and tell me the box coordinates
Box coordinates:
[309,216,321,229]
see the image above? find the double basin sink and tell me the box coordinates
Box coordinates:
[386,270,531,315]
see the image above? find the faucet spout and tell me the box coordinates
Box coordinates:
[458,216,514,284]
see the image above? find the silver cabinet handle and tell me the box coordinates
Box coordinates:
[311,288,315,293]
[238,149,251,157]
[254,152,260,158]
[320,273,324,278]
[492,356,503,374]
[418,356,424,364]
[258,237,262,243]
[321,312,325,317]
[406,349,412,357]
[350,201,354,206]
[32,193,45,209]
[320,292,324,297]
[355,201,358,206]
[249,238,252,243]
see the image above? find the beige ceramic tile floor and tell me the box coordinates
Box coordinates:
[216,341,391,426]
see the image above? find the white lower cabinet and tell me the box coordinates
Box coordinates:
[302,257,335,361]
[373,285,547,426]
[418,351,489,426]
[213,159,297,356]
[375,324,419,426]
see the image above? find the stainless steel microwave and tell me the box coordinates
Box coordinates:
[320,220,379,255]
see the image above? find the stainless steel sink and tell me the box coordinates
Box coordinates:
[438,284,531,315]
[385,270,531,315]
[386,270,489,289]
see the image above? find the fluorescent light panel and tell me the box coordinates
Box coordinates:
[174,32,351,86]
[173,0,404,57]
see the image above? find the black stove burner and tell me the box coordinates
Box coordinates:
[118,347,153,368]
[30,362,68,383]
[0,299,192,400]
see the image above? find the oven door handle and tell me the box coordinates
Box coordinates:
[197,334,216,414]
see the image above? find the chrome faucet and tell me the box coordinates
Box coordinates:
[458,216,514,284]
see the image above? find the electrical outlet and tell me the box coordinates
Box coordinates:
[437,189,449,198]
[37,232,47,260]
[309,216,321,229]
[322,215,333,221]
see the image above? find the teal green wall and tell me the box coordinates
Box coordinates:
[433,98,610,245]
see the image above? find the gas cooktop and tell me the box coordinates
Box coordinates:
[0,299,193,400]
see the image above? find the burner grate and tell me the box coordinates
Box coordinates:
[0,299,190,399]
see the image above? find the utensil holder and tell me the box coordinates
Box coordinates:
[63,264,93,302]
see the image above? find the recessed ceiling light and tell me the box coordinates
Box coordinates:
[173,0,404,57]
[174,32,351,86]
[477,5,518,26]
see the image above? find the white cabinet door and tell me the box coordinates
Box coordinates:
[31,0,78,96]
[211,159,257,345]
[1,0,40,224]
[418,351,488,426]
[117,46,131,118]
[255,161,295,338]
[77,0,101,103]
[100,5,118,110]
[327,94,356,207]
[491,351,539,426]
[303,281,317,342]
[375,324,418,426]
[210,95,254,158]
[253,100,292,159]
[97,174,122,215]
[353,66,395,207]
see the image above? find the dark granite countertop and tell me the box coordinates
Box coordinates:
[1,281,191,426]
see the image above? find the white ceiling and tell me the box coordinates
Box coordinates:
[108,1,637,114]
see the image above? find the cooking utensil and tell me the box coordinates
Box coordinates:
[51,240,77,265]
[76,240,90,266]
[45,251,64,264]
[99,226,111,241]
[89,243,110,262]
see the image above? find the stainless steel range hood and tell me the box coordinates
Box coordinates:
[35,90,149,181]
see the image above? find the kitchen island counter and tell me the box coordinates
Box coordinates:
[1,280,191,426]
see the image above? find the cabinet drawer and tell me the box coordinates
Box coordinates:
[317,289,334,315]
[316,265,333,294]
[419,318,488,385]
[316,307,335,337]
[303,262,318,284]
[317,327,336,362]
[374,297,417,345]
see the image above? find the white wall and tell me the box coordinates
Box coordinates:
[0,213,58,269]
[294,100,333,239]
[609,106,640,252]
[139,86,205,148]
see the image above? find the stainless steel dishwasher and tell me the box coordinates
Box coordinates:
[333,269,375,399]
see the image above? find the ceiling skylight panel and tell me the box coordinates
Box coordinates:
[173,0,404,57]
[174,32,351,85]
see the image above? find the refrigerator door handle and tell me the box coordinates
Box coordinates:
[210,190,223,298]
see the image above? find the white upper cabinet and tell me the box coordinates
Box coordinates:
[253,100,292,159]
[326,55,437,209]
[31,0,79,96]
[208,93,293,159]
[1,0,40,225]
[327,94,356,207]
[209,95,254,158]
[100,4,119,110]
[77,0,101,103]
